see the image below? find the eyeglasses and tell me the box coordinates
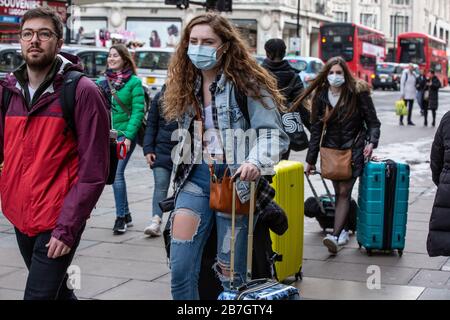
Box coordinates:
[20,28,57,42]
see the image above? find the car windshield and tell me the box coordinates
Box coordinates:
[376,64,396,73]
[0,49,23,73]
[309,61,323,73]
[134,51,172,70]
[286,59,307,72]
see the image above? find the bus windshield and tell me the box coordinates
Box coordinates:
[320,25,355,62]
[399,38,426,65]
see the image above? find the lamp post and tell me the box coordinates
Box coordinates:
[65,0,72,44]
[393,13,399,62]
[296,0,301,55]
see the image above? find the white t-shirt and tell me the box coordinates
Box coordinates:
[28,85,37,102]
[203,104,224,155]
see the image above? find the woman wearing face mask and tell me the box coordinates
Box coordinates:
[292,56,381,255]
[97,44,145,235]
[163,13,289,300]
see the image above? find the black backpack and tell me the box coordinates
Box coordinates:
[1,71,117,185]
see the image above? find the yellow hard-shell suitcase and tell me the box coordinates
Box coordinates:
[270,160,304,282]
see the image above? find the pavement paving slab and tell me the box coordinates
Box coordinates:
[408,270,450,289]
[92,279,172,300]
[296,277,425,300]
[302,260,419,285]
[71,256,169,282]
[418,288,450,300]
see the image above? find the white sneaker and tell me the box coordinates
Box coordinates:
[144,216,162,237]
[323,234,339,254]
[338,230,350,246]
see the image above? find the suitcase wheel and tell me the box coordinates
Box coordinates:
[358,242,362,249]
[398,250,403,257]
[295,271,303,282]
[367,249,373,256]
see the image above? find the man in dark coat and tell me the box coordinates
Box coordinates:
[262,38,310,160]
[428,111,450,257]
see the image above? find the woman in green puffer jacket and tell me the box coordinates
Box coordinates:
[97,44,145,235]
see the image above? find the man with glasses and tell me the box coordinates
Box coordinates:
[0,7,110,300]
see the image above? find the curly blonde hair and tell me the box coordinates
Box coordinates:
[163,12,285,121]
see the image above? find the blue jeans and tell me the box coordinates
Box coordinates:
[170,163,251,300]
[112,137,136,218]
[152,166,172,219]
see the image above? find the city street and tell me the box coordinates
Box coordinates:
[1,88,450,300]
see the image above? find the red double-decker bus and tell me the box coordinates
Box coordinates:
[396,32,448,87]
[319,22,386,84]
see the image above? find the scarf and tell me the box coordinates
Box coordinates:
[105,67,133,92]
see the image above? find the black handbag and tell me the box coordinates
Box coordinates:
[159,195,175,213]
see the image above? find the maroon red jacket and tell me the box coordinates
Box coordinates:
[0,53,110,247]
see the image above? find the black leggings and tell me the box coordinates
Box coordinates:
[332,178,357,237]
[423,106,437,125]
[400,99,414,123]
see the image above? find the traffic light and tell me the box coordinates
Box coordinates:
[216,0,232,12]
[164,0,189,8]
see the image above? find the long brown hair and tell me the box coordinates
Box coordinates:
[291,56,360,122]
[109,44,137,74]
[163,12,285,121]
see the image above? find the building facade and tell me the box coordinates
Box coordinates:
[73,0,334,56]
[0,0,67,43]
[331,0,450,59]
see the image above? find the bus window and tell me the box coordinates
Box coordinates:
[360,55,376,69]
[399,38,426,65]
[320,25,355,62]
[431,61,443,73]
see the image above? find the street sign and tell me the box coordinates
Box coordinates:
[290,37,301,53]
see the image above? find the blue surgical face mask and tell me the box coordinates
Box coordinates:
[327,74,346,87]
[187,44,221,71]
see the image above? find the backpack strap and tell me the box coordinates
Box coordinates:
[59,70,84,135]
[234,85,250,125]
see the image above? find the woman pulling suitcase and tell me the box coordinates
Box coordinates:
[292,56,381,255]
[162,12,289,300]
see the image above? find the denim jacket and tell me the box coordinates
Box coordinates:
[171,74,289,204]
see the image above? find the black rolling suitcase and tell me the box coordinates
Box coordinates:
[305,172,357,233]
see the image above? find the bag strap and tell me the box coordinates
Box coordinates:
[230,181,256,290]
[59,70,84,135]
[106,76,131,117]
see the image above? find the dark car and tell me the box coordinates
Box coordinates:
[372,63,403,91]
[372,62,420,91]
[0,44,23,79]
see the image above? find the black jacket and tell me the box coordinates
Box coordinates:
[416,75,428,92]
[306,81,381,178]
[262,59,304,104]
[142,86,178,171]
[428,111,450,257]
[427,76,441,110]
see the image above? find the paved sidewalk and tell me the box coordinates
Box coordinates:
[0,146,449,300]
[2,88,450,300]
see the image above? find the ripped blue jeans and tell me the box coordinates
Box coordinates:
[170,163,250,300]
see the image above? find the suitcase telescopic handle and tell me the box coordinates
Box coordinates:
[305,171,336,212]
[230,181,256,291]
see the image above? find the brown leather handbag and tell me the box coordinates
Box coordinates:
[319,108,355,181]
[209,165,255,215]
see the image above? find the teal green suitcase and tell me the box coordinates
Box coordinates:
[357,160,410,256]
